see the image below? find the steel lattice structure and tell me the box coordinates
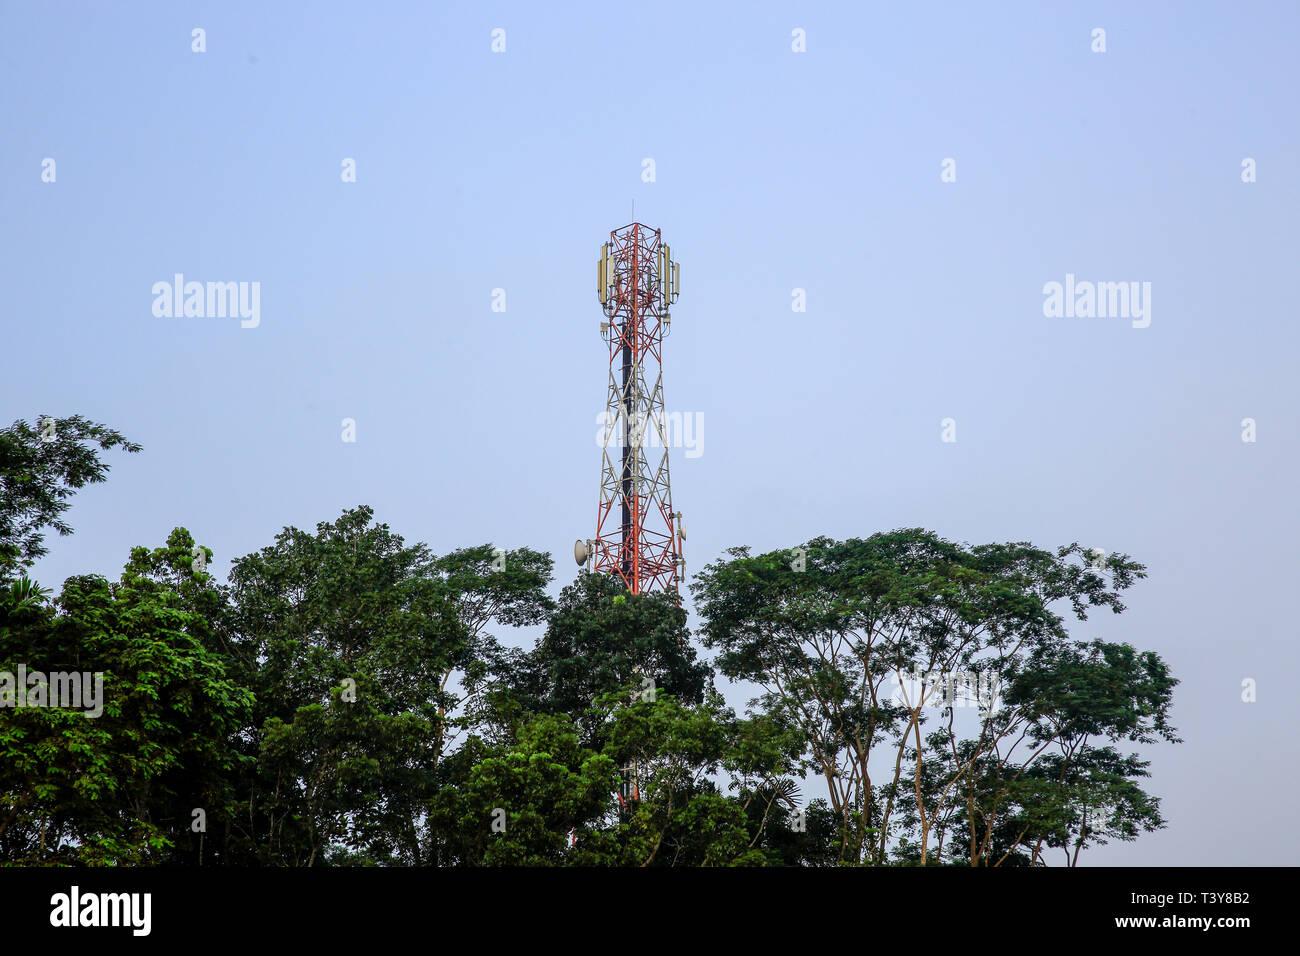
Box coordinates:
[588,222,683,596]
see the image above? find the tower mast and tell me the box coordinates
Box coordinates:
[579,222,683,596]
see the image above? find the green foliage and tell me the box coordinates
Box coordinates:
[0,529,249,864]
[0,415,139,578]
[220,508,554,866]
[0,424,1181,866]
[429,713,615,866]
[506,571,709,746]
[692,529,1177,866]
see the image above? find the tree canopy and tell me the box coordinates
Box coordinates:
[0,417,1178,866]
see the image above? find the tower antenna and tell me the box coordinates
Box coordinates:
[577,222,684,596]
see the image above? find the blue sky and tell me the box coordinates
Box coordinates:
[3,0,1297,864]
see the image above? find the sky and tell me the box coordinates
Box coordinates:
[2,0,1297,865]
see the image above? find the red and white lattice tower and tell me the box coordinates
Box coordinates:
[574,223,683,596]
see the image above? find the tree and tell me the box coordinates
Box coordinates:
[0,425,1183,869]
[427,712,615,866]
[0,415,139,579]
[581,689,776,867]
[433,688,799,866]
[926,638,1178,866]
[691,529,1177,865]
[221,507,552,865]
[505,571,709,747]
[0,529,250,864]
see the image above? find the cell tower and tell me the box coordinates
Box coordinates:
[574,223,684,596]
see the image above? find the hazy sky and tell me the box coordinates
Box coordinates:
[3,1,1296,865]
